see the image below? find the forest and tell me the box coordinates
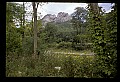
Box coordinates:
[6,2,117,78]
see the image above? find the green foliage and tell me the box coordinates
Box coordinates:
[72,34,92,50]
[71,7,88,34]
[37,32,48,55]
[22,36,34,55]
[6,2,117,78]
[87,3,117,78]
[44,23,58,43]
[70,7,91,51]
[74,34,88,43]
[6,2,26,56]
[47,21,76,43]
[6,51,95,77]
[57,42,72,49]
[63,55,75,77]
[6,25,22,56]
[56,21,73,29]
[6,2,25,27]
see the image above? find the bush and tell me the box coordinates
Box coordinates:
[72,43,92,50]
[22,36,34,56]
[47,42,57,48]
[6,29,22,56]
[63,55,75,77]
[57,42,72,49]
[72,34,92,50]
[6,51,107,77]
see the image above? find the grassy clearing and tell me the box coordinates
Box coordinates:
[46,48,95,56]
[6,50,95,77]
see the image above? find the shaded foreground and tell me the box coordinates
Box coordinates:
[6,50,97,77]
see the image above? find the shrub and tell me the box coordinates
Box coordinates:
[57,42,72,49]
[22,36,34,56]
[72,43,92,51]
[63,55,75,77]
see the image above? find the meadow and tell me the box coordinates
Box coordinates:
[6,49,96,77]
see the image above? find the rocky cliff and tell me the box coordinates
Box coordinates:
[42,12,72,26]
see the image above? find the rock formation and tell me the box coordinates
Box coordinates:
[42,12,72,26]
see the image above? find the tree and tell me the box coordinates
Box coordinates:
[88,3,99,14]
[87,3,117,77]
[103,3,117,77]
[6,2,24,27]
[6,2,23,56]
[44,23,57,43]
[71,7,88,35]
[71,7,89,50]
[22,2,25,38]
[32,2,39,58]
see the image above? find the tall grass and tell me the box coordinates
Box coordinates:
[6,51,96,77]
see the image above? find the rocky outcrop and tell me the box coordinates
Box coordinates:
[55,12,72,23]
[42,12,72,26]
[42,14,56,26]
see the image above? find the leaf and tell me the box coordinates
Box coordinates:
[108,71,111,75]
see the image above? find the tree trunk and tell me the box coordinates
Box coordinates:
[22,2,25,38]
[88,3,99,14]
[23,2,25,28]
[32,2,37,58]
[22,2,25,56]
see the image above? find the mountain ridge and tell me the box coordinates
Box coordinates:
[42,12,72,26]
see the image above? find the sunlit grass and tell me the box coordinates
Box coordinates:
[47,48,94,56]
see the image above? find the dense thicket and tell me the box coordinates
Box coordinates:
[87,3,117,77]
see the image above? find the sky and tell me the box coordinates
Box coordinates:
[15,2,113,23]
[39,3,112,18]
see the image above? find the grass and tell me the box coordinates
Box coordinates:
[6,49,96,77]
[46,48,94,56]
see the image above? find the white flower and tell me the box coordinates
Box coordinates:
[55,67,61,72]
[18,71,22,74]
[108,56,111,58]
